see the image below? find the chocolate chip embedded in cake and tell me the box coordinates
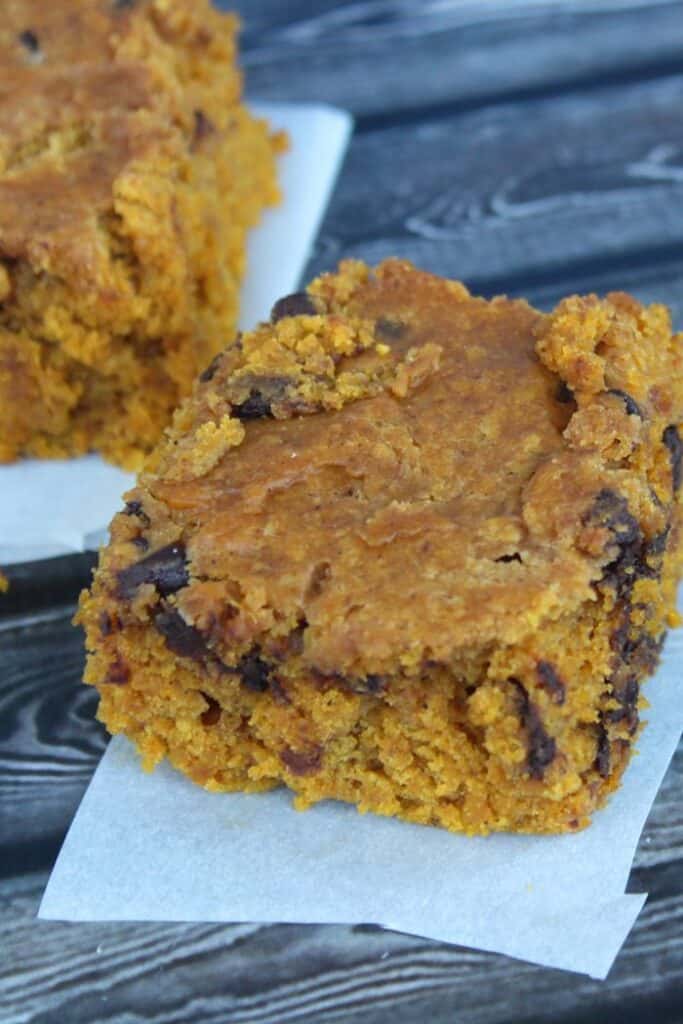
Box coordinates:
[77,259,683,834]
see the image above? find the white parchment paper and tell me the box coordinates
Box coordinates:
[0,102,352,565]
[40,607,683,979]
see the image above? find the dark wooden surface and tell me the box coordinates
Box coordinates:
[2,2,683,1020]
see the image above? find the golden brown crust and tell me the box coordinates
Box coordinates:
[78,260,683,833]
[0,0,282,468]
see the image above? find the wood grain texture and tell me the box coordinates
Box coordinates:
[305,72,683,320]
[3,2,683,1021]
[230,0,683,121]
[2,874,683,1024]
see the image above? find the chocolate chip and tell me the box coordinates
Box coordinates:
[663,425,683,492]
[132,536,149,552]
[113,0,136,9]
[608,389,642,418]
[604,676,639,732]
[584,489,652,599]
[611,619,664,678]
[495,552,522,564]
[587,489,641,546]
[105,657,130,685]
[237,651,271,692]
[200,693,221,726]
[280,746,323,776]
[192,109,215,147]
[271,292,317,322]
[536,661,565,704]
[154,608,208,661]
[648,525,670,557]
[512,681,556,779]
[232,389,274,421]
[375,317,405,339]
[117,542,189,599]
[99,611,114,637]
[350,674,386,696]
[199,353,223,383]
[555,380,574,404]
[595,725,611,778]
[123,499,150,526]
[18,29,39,53]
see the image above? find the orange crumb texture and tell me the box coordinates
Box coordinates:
[78,259,683,834]
[0,0,283,470]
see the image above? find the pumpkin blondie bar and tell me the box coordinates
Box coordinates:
[78,259,683,834]
[0,0,282,469]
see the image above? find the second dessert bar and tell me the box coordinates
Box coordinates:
[0,0,282,468]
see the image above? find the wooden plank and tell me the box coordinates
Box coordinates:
[2,872,683,1024]
[0,553,96,621]
[0,616,105,877]
[304,72,683,323]
[227,0,683,120]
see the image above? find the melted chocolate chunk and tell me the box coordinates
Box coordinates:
[588,489,640,547]
[117,543,189,599]
[132,536,149,552]
[360,674,386,695]
[123,499,150,526]
[595,725,611,778]
[200,693,221,726]
[555,380,574,404]
[237,651,271,692]
[495,552,522,564]
[348,674,386,696]
[512,682,556,779]
[192,109,215,147]
[536,661,565,704]
[99,611,114,637]
[154,608,208,661]
[375,317,405,339]
[271,292,317,322]
[199,353,223,383]
[113,0,137,9]
[584,490,654,599]
[607,389,642,418]
[663,425,683,492]
[105,657,130,685]
[18,29,40,53]
[280,746,323,776]
[232,389,274,421]
[648,525,671,557]
[604,676,639,731]
[611,619,664,677]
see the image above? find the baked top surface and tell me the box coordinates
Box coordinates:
[111,259,683,677]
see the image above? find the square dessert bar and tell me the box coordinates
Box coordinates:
[79,259,683,834]
[0,0,282,469]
